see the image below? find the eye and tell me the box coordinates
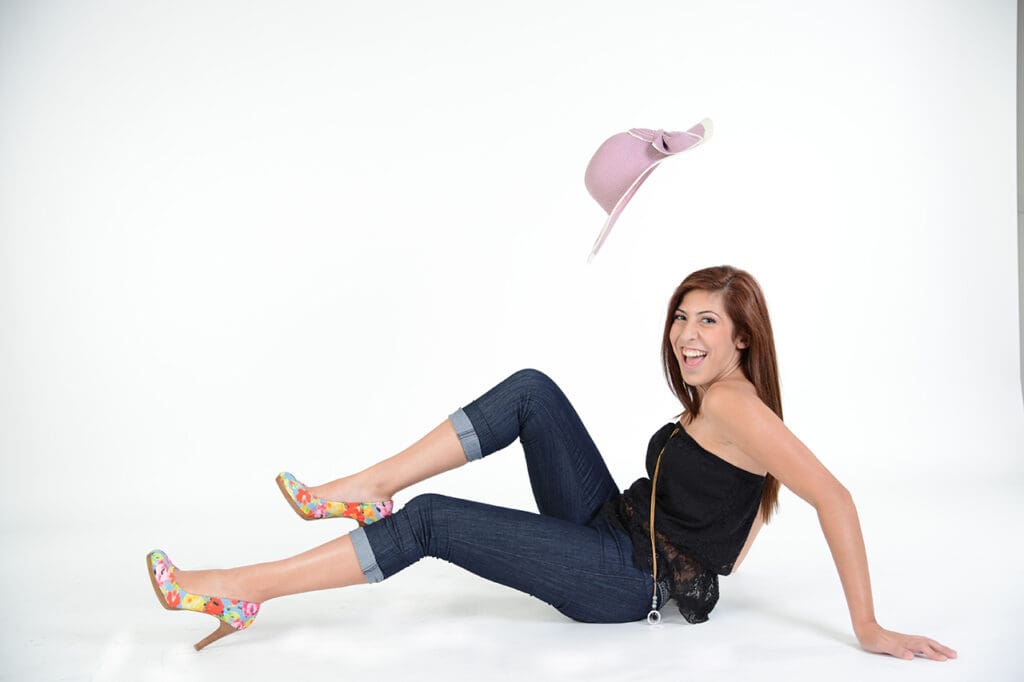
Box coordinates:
[674,313,717,324]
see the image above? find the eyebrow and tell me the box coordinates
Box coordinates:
[676,308,719,316]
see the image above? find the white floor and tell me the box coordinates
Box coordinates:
[1,474,1021,682]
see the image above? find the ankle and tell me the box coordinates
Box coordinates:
[176,567,262,604]
[314,472,393,502]
[352,471,395,501]
[231,567,271,604]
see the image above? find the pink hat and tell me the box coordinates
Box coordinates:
[584,119,713,261]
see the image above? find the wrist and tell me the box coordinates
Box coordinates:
[853,619,880,640]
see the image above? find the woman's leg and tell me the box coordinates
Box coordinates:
[175,369,623,606]
[177,493,661,623]
[173,535,367,604]
[309,419,467,502]
[456,368,619,523]
[355,493,659,623]
[309,369,618,523]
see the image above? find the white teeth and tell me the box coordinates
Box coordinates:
[682,349,707,358]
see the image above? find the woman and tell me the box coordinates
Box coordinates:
[146,265,956,661]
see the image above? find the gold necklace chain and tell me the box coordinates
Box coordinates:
[647,425,680,625]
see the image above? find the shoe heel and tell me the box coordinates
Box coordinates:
[147,549,260,651]
[195,621,237,651]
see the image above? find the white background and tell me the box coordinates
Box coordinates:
[0,1,1020,680]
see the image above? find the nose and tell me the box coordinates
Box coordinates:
[675,319,699,346]
[680,317,700,340]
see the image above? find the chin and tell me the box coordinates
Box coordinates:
[679,370,702,385]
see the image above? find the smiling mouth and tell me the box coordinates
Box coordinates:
[681,349,707,369]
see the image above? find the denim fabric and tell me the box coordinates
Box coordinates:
[448,408,482,461]
[351,368,667,623]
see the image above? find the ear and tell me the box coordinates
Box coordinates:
[736,338,748,350]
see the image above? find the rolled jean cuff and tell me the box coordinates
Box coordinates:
[349,526,385,583]
[448,408,482,462]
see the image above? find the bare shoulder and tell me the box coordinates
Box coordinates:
[702,379,845,507]
[700,381,777,450]
[701,379,766,424]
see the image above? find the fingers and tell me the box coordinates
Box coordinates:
[928,638,958,660]
[900,636,958,662]
[861,627,958,662]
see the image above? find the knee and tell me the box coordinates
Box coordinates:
[509,367,554,385]
[506,368,561,402]
[506,369,571,422]
[402,492,447,518]
[398,493,462,557]
[400,493,464,530]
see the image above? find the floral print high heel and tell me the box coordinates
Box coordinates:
[146,549,261,651]
[275,471,394,525]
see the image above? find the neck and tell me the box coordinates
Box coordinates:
[696,362,743,397]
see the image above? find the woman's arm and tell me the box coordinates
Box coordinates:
[703,385,957,661]
[814,484,874,631]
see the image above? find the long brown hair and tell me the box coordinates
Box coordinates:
[660,265,782,524]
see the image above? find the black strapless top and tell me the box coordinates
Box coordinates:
[600,421,766,623]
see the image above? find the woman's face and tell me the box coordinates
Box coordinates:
[669,289,747,391]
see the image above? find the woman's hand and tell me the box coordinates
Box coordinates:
[856,622,957,661]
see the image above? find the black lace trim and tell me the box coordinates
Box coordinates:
[603,495,719,624]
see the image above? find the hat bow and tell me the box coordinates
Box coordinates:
[628,127,705,155]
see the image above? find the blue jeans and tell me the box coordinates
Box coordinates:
[348,368,668,623]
